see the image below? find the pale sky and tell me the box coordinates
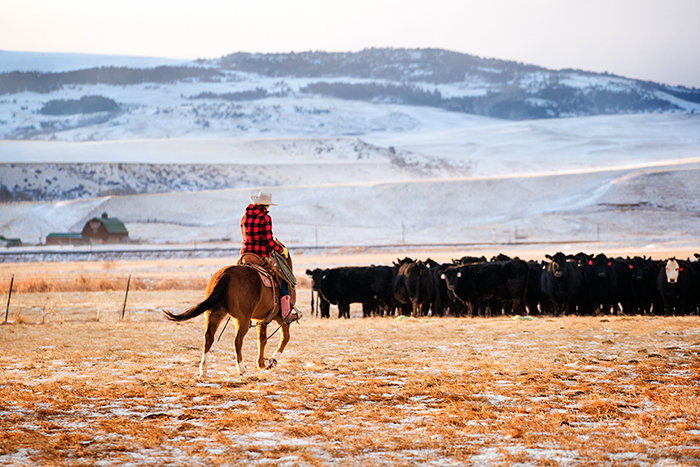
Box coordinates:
[2,0,699,87]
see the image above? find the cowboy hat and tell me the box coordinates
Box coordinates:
[250,191,276,206]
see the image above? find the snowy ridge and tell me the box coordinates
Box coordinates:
[0,50,191,73]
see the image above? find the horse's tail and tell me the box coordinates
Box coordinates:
[163,272,232,321]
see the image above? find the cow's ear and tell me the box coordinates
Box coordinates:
[305,269,312,275]
[545,254,553,260]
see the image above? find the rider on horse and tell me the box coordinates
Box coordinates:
[240,191,299,324]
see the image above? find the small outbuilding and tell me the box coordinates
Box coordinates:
[46,233,88,246]
[81,212,129,244]
[0,235,22,247]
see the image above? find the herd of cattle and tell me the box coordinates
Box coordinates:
[305,252,700,318]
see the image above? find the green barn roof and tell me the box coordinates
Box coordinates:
[91,212,128,234]
[47,233,83,238]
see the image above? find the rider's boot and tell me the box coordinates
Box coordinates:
[281,294,300,324]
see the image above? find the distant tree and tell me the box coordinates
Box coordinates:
[0,66,224,95]
[190,88,270,101]
[39,95,120,115]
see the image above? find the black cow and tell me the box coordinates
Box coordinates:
[306,266,395,318]
[524,260,547,316]
[442,260,530,316]
[589,253,618,315]
[628,256,662,315]
[571,252,596,316]
[393,260,434,317]
[657,258,697,315]
[692,254,700,314]
[540,252,582,316]
[429,261,468,317]
[611,257,635,315]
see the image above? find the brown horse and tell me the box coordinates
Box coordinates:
[163,256,294,379]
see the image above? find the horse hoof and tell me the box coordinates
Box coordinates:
[266,358,277,369]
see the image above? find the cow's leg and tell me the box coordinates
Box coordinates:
[233,319,250,375]
[422,299,432,317]
[410,299,419,318]
[512,298,525,316]
[320,299,330,318]
[199,309,226,379]
[338,303,350,319]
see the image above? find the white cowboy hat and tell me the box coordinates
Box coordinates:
[250,191,276,206]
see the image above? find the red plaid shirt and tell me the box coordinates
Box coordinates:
[240,204,285,257]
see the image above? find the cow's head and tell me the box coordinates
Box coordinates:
[590,254,611,278]
[440,266,462,291]
[572,252,592,268]
[305,268,326,289]
[394,257,414,267]
[545,252,569,278]
[665,258,680,284]
[630,257,647,281]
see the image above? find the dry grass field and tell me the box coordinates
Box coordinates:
[1,255,699,466]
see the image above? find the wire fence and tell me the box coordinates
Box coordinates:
[0,273,210,325]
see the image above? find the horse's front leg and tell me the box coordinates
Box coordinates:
[256,322,268,369]
[266,318,291,369]
[233,319,250,375]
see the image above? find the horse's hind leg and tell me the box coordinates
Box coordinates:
[256,323,268,369]
[266,318,291,369]
[233,319,250,375]
[199,308,227,379]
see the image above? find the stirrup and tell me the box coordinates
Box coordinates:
[285,307,302,324]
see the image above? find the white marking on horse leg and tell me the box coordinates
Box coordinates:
[236,360,247,376]
[199,352,208,379]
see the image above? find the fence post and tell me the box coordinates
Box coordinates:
[121,274,131,320]
[4,274,14,324]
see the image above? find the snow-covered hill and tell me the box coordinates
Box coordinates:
[1,51,699,251]
[1,49,699,143]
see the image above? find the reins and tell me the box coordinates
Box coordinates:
[217,317,289,342]
[217,317,231,342]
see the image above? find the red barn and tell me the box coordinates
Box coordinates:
[81,212,129,244]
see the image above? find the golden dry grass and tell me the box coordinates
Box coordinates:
[1,305,699,465]
[1,257,699,465]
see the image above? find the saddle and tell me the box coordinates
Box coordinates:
[238,253,274,288]
[238,252,296,324]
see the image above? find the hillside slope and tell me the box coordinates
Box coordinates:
[1,48,699,144]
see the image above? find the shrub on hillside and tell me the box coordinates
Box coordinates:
[39,95,120,115]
